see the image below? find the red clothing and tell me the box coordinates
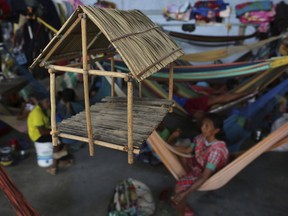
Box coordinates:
[184,96,210,115]
[0,0,11,19]
[177,134,229,190]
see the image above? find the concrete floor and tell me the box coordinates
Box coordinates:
[1,117,288,216]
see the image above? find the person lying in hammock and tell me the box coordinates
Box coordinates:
[169,113,229,216]
[173,82,252,121]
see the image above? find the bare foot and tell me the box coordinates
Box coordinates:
[46,167,57,175]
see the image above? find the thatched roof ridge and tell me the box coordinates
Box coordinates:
[31,6,183,81]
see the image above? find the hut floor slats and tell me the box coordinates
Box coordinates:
[57,97,172,151]
[102,96,173,106]
[60,119,153,135]
[80,110,165,125]
[90,102,170,112]
[59,126,149,146]
[61,111,165,133]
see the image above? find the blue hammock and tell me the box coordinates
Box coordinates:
[225,78,288,152]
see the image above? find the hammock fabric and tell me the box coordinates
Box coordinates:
[224,78,288,152]
[101,58,287,118]
[101,58,268,95]
[179,34,284,62]
[102,58,265,74]
[168,30,258,43]
[210,65,288,115]
[0,165,40,215]
[152,64,269,81]
[240,78,288,119]
[141,79,188,115]
[142,75,288,153]
[0,101,27,134]
[161,61,264,72]
[0,77,28,96]
[151,57,288,81]
[102,56,288,81]
[148,123,288,191]
[0,115,27,133]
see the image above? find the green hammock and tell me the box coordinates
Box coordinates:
[151,63,270,81]
[150,56,288,81]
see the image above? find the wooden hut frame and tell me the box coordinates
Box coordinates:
[30,6,183,164]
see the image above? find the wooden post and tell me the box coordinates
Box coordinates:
[138,81,142,97]
[169,63,174,112]
[127,76,134,164]
[238,24,246,36]
[111,57,115,96]
[81,14,94,156]
[47,65,127,78]
[58,133,140,154]
[238,24,246,45]
[49,68,58,146]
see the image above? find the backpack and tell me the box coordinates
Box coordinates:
[108,178,155,216]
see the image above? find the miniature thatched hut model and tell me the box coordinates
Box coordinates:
[30,6,183,164]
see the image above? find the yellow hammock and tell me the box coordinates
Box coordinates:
[148,123,288,191]
[180,34,285,62]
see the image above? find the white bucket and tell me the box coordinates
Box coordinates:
[34,142,53,167]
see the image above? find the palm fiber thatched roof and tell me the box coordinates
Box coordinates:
[31,6,183,81]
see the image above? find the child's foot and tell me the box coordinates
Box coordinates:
[46,167,57,175]
[58,159,74,168]
[53,149,68,159]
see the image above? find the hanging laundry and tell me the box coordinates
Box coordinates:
[163,1,192,21]
[192,0,230,23]
[67,0,83,9]
[235,1,273,17]
[236,1,275,33]
[163,0,230,23]
[94,0,117,9]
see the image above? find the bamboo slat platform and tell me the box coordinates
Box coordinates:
[57,96,173,152]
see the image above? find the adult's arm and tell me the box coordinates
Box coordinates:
[37,126,51,136]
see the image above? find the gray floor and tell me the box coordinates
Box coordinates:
[0,126,288,216]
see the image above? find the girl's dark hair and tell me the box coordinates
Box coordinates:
[204,113,226,141]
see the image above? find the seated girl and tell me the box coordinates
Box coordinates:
[169,113,229,216]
